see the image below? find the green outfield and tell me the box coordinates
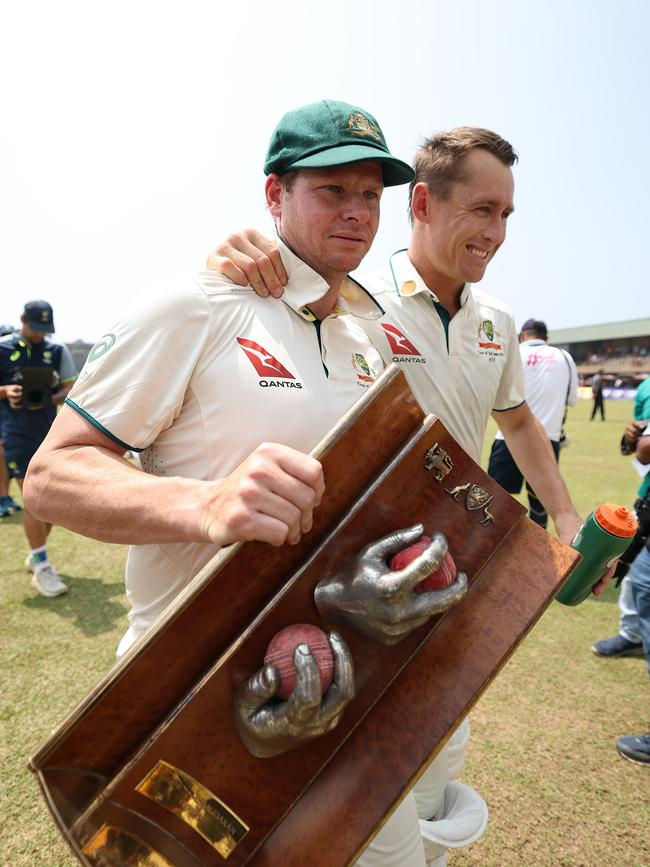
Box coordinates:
[0,398,648,866]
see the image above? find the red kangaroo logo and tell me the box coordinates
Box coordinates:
[237,338,295,378]
[381,323,421,356]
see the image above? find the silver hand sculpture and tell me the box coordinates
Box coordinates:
[314,524,468,645]
[233,631,354,758]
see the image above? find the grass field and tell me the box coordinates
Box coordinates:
[1,399,648,866]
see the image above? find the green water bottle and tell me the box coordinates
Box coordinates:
[556,503,637,606]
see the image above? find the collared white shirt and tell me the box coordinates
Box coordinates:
[495,339,578,443]
[67,241,384,635]
[359,250,524,461]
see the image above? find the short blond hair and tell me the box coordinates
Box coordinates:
[409,127,517,217]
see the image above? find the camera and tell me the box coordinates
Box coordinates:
[13,367,58,409]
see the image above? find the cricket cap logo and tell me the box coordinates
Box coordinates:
[346,112,383,143]
[381,323,421,356]
[237,338,295,379]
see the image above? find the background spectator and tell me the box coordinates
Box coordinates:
[0,302,76,596]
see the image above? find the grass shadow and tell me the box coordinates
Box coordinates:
[0,512,25,526]
[23,575,128,638]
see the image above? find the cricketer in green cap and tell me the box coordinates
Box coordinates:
[264,99,414,187]
[262,99,413,305]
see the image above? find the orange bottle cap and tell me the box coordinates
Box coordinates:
[594,503,637,538]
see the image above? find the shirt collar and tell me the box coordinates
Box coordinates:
[277,238,383,322]
[388,249,471,308]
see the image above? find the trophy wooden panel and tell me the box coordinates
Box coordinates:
[30,368,424,821]
[29,365,579,866]
[60,419,524,866]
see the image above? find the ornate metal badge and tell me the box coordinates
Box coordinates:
[445,482,495,526]
[423,443,453,481]
[346,112,383,142]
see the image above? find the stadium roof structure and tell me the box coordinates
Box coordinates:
[549,317,650,344]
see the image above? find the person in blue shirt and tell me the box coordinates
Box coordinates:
[0,301,76,596]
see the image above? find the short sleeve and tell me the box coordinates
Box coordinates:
[66,282,211,452]
[493,313,525,411]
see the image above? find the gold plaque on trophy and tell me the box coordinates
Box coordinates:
[136,761,249,858]
[83,824,173,866]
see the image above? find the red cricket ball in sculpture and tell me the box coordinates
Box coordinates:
[264,623,334,700]
[389,535,457,593]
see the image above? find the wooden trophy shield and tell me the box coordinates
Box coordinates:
[29,366,579,866]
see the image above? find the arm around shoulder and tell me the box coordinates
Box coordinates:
[206,229,287,298]
[23,404,208,544]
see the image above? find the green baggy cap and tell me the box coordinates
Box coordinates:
[264,100,414,187]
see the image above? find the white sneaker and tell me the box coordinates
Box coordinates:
[31,562,68,597]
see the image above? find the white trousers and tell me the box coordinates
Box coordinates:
[355,719,487,867]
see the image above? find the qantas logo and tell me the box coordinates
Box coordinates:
[237,338,294,377]
[237,338,302,389]
[380,323,425,363]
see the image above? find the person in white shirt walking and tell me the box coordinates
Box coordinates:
[487,318,578,527]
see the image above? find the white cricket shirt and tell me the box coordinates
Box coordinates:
[67,242,384,637]
[495,339,578,442]
[360,250,525,461]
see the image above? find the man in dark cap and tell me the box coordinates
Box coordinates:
[0,301,76,595]
[488,318,578,528]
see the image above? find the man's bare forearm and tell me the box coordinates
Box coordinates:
[23,404,324,550]
[497,404,581,542]
[25,443,208,544]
